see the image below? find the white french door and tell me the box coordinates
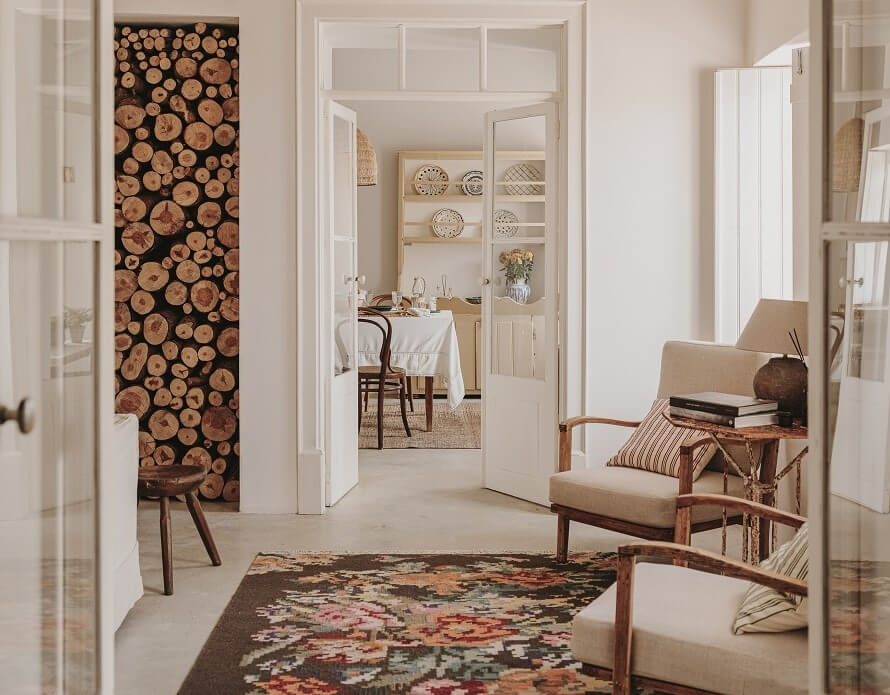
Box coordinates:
[482,102,559,506]
[324,101,359,506]
[0,0,111,691]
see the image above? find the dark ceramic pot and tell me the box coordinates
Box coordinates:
[753,356,807,418]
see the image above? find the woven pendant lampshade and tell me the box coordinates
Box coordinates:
[357,128,378,187]
[832,116,865,193]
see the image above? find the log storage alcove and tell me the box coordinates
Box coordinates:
[113,21,240,503]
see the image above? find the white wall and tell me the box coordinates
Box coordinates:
[585,0,748,462]
[747,0,808,65]
[114,0,299,513]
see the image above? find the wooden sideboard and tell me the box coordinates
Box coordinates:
[412,297,481,396]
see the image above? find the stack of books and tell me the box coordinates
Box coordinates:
[668,392,779,428]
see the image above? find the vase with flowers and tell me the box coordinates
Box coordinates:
[499,248,534,304]
[64,306,93,344]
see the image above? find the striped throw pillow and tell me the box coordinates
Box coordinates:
[733,523,809,634]
[606,399,717,481]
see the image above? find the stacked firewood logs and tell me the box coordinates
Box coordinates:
[113,22,240,503]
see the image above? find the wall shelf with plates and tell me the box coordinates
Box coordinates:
[398,149,546,294]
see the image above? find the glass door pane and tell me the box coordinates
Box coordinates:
[0,238,98,694]
[406,28,479,91]
[490,115,548,381]
[486,27,561,93]
[332,112,357,378]
[827,238,890,694]
[3,0,97,222]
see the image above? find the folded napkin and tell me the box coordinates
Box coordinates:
[408,307,431,317]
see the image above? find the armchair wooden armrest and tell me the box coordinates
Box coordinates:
[677,494,807,529]
[612,540,807,695]
[558,416,642,472]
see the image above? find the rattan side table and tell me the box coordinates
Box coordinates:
[665,412,808,563]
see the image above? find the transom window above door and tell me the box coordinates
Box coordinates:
[319,23,563,98]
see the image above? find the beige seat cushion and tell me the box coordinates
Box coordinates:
[572,563,807,695]
[549,466,745,528]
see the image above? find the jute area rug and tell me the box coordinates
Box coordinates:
[359,399,480,450]
[178,552,621,694]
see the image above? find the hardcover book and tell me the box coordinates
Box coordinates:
[668,392,777,416]
[669,406,779,429]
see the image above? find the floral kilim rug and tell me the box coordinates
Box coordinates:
[830,560,890,695]
[178,552,623,694]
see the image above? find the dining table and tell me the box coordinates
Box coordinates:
[357,309,465,431]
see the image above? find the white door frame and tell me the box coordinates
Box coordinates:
[295,0,588,513]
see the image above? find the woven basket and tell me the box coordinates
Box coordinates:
[832,117,864,193]
[357,129,377,187]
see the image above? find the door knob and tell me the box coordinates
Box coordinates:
[0,398,35,434]
[480,277,491,286]
[356,275,366,285]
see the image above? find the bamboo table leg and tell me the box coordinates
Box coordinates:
[425,377,434,432]
[757,440,780,562]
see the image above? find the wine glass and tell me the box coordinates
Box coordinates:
[392,290,402,308]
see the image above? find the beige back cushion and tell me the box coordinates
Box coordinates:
[657,341,769,474]
[657,341,768,399]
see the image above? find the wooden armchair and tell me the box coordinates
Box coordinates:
[574,495,808,695]
[550,341,767,562]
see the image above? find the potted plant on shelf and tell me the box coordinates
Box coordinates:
[64,306,93,344]
[499,248,534,304]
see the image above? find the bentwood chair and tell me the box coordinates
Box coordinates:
[358,307,412,449]
[370,294,413,308]
[365,296,414,409]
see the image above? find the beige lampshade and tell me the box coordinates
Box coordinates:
[735,299,808,356]
[357,128,377,186]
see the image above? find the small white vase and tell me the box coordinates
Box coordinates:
[506,278,531,304]
[69,324,86,343]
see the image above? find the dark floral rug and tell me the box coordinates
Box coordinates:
[178,552,620,694]
[830,560,890,695]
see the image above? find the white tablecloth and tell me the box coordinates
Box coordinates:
[357,310,465,409]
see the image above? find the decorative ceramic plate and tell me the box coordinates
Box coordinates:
[413,164,450,196]
[431,208,465,238]
[460,170,484,196]
[494,209,519,238]
[503,163,544,196]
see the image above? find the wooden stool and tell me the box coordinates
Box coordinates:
[138,465,221,595]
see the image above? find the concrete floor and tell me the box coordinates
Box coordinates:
[115,449,738,694]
